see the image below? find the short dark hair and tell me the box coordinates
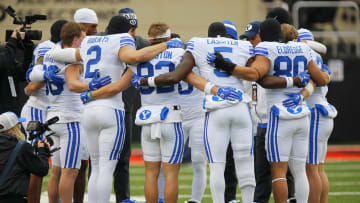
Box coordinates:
[60,22,85,46]
[51,20,68,43]
[105,15,131,35]
[266,7,292,25]
[260,19,281,42]
[208,22,227,38]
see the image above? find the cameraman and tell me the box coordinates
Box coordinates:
[0,112,50,203]
[0,28,35,115]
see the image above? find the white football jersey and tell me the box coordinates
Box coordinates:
[255,41,314,104]
[178,67,204,121]
[178,66,204,108]
[28,40,55,104]
[306,49,328,106]
[129,48,185,106]
[186,37,253,92]
[79,33,135,109]
[43,45,82,123]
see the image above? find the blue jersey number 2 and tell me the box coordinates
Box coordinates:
[85,45,102,79]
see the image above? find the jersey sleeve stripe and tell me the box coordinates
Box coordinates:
[255,47,268,51]
[186,46,194,51]
[254,50,269,56]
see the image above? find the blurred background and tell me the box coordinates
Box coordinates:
[0,0,359,143]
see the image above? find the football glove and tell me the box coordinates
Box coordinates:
[207,52,236,74]
[217,87,241,101]
[88,70,112,90]
[283,92,304,108]
[296,71,310,88]
[131,73,141,89]
[44,66,65,86]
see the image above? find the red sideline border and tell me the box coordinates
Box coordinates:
[48,145,360,165]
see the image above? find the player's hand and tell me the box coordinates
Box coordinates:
[165,38,183,49]
[217,87,241,101]
[80,91,95,104]
[88,70,112,90]
[37,140,50,149]
[295,71,310,88]
[283,92,304,108]
[207,52,236,74]
[321,64,331,75]
[44,66,65,85]
[131,73,141,89]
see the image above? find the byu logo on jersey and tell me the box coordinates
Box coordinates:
[140,110,152,120]
[287,106,302,114]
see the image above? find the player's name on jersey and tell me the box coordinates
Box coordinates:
[86,36,110,44]
[276,45,304,55]
[154,50,173,60]
[206,39,238,46]
[44,54,55,63]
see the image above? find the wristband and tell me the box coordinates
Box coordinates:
[285,77,294,88]
[304,83,314,95]
[148,76,156,87]
[88,91,95,101]
[204,82,215,95]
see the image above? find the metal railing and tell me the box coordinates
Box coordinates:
[292,1,360,57]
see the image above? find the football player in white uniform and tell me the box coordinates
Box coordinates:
[207,19,330,203]
[49,16,184,203]
[21,19,67,203]
[135,22,256,203]
[179,66,207,203]
[44,22,88,203]
[128,22,186,203]
[297,29,336,203]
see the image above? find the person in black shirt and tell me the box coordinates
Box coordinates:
[0,112,50,203]
[0,28,35,115]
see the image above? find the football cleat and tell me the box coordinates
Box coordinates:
[287,197,296,203]
[184,200,201,203]
[121,200,139,203]
[228,200,241,203]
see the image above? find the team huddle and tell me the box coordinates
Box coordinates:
[22,6,337,203]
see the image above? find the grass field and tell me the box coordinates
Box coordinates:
[40,160,360,203]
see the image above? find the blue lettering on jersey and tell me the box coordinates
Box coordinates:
[139,110,151,120]
[207,39,238,46]
[44,54,55,63]
[154,51,173,60]
[87,36,109,44]
[276,46,303,54]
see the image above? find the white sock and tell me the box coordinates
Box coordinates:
[158,165,165,199]
[240,185,255,203]
[234,156,255,203]
[191,161,207,201]
[289,159,309,203]
[209,162,226,203]
[96,159,117,203]
[88,156,99,203]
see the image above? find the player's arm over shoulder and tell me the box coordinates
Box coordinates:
[91,68,133,99]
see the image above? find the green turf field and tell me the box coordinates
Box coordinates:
[41,160,360,202]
